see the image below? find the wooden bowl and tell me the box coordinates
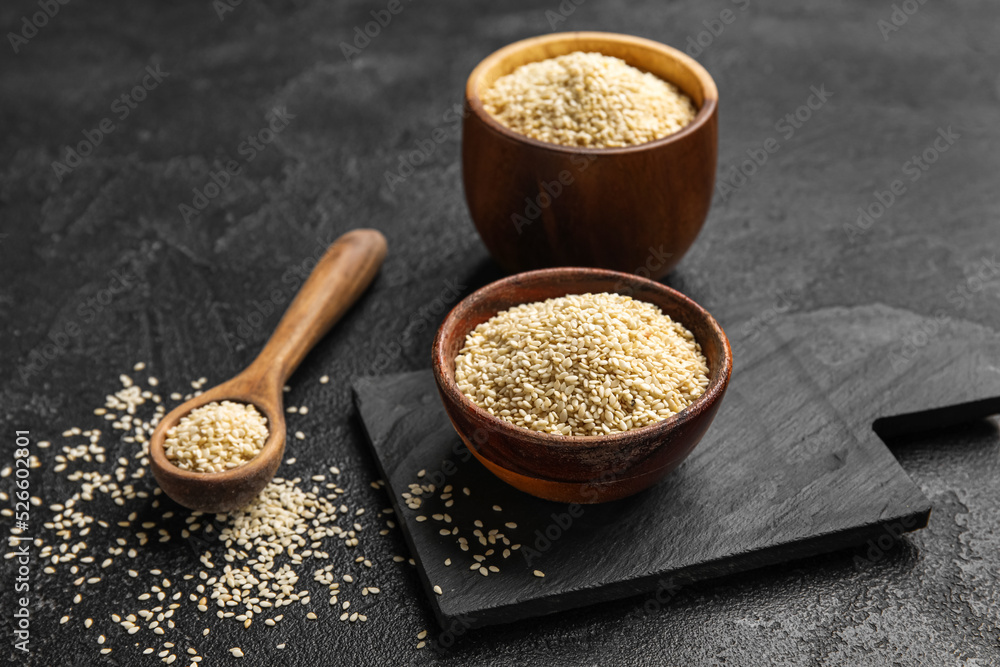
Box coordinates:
[431,268,732,503]
[462,32,719,279]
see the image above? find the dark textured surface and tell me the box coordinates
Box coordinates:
[2,0,1000,665]
[354,362,933,629]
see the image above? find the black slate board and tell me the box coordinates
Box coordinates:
[354,314,1000,629]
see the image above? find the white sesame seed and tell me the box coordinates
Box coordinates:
[455,293,709,435]
[163,401,268,473]
[482,52,696,148]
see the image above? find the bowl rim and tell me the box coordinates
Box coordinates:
[431,267,733,451]
[464,31,720,156]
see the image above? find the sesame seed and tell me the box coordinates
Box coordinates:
[39,369,395,652]
[163,401,268,473]
[482,52,696,148]
[455,293,709,435]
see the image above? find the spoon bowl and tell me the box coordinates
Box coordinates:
[150,229,387,513]
[148,377,286,513]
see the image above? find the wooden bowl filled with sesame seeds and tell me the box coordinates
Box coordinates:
[462,31,718,279]
[432,267,732,503]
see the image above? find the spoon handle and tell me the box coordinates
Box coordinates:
[249,229,387,387]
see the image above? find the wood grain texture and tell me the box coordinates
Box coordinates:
[149,229,387,512]
[431,267,732,502]
[463,32,718,278]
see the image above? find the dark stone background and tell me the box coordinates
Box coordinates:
[1,0,999,665]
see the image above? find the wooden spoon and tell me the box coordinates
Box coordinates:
[149,229,387,513]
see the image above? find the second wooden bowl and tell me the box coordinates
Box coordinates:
[431,268,732,503]
[462,32,719,279]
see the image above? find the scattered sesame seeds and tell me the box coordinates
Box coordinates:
[534,570,546,578]
[30,368,400,664]
[229,647,244,658]
[433,585,443,596]
[319,375,329,384]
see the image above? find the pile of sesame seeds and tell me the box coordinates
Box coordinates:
[2,366,394,665]
[481,51,697,148]
[163,401,268,473]
[455,293,710,435]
